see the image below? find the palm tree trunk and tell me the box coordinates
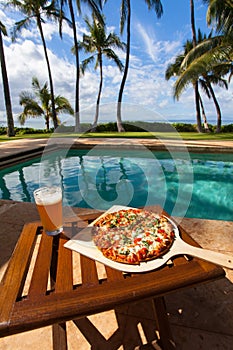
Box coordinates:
[199,93,210,132]
[91,54,103,131]
[45,111,50,131]
[207,82,222,133]
[19,168,31,202]
[117,0,131,132]
[190,0,203,132]
[194,82,202,132]
[0,176,11,200]
[0,30,15,136]
[68,0,80,132]
[190,0,196,46]
[37,17,58,129]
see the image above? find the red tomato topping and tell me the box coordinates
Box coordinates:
[134,237,142,244]
[158,229,165,234]
[137,247,148,259]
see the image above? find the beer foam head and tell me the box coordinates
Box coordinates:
[34,187,62,205]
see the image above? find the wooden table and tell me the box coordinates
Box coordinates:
[0,206,225,349]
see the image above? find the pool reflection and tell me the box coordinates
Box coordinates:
[0,150,232,221]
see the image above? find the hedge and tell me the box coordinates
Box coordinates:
[1,122,233,135]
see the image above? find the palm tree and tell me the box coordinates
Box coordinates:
[190,0,202,132]
[174,1,233,131]
[59,0,102,132]
[0,21,15,136]
[166,38,209,130]
[203,0,233,80]
[199,67,228,132]
[105,0,163,132]
[11,0,66,130]
[79,13,125,131]
[166,30,228,132]
[198,93,209,131]
[181,1,233,78]
[19,76,74,130]
[204,0,233,35]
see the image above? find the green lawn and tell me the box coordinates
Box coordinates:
[78,131,233,140]
[0,131,233,142]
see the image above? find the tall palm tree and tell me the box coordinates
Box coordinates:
[104,0,163,132]
[19,76,74,130]
[181,1,233,76]
[0,21,15,136]
[166,38,209,130]
[59,0,102,132]
[79,13,125,131]
[175,1,233,129]
[198,93,209,131]
[199,67,228,132]
[190,0,202,132]
[203,0,233,80]
[166,30,228,132]
[11,0,66,130]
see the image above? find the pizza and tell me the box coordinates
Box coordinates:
[92,208,175,265]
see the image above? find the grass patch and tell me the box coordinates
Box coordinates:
[77,131,233,140]
[0,134,51,142]
[0,131,233,142]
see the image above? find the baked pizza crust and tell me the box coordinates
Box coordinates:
[92,208,175,265]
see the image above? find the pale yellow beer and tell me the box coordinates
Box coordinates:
[34,187,63,235]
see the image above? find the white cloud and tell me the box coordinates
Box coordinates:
[1,5,232,128]
[134,21,181,66]
[135,22,158,63]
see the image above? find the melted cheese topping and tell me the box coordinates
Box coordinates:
[93,209,175,262]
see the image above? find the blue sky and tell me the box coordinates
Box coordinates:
[0,0,232,129]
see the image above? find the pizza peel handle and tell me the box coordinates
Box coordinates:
[173,235,233,269]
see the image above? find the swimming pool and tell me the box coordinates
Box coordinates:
[0,149,232,221]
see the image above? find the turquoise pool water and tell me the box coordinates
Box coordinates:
[0,149,232,221]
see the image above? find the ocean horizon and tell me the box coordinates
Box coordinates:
[0,118,232,130]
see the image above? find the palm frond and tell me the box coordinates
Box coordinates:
[19,91,35,105]
[181,36,224,69]
[80,55,95,74]
[103,48,124,71]
[106,33,126,50]
[199,78,211,98]
[145,0,163,18]
[82,0,104,25]
[207,0,233,35]
[54,95,74,115]
[0,21,8,36]
[18,113,27,125]
[165,54,185,80]
[19,91,44,116]
[120,0,127,34]
[31,77,41,91]
[12,18,31,40]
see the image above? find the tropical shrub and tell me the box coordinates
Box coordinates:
[172,123,197,132]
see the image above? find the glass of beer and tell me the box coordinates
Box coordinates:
[33,186,63,236]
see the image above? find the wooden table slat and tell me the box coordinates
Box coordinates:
[8,259,224,336]
[28,232,53,298]
[0,223,37,330]
[55,234,73,293]
[105,266,125,282]
[80,255,99,285]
